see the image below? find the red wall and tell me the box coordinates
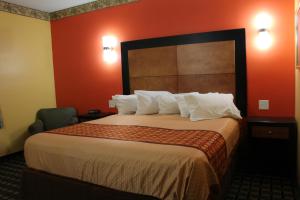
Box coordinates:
[51,0,295,117]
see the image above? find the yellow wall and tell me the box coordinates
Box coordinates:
[0,12,56,156]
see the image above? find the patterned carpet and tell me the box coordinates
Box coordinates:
[0,153,25,200]
[225,172,297,200]
[0,152,298,200]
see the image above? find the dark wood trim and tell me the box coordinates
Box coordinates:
[121,29,247,116]
[247,117,296,125]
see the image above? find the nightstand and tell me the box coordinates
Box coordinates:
[247,117,297,178]
[78,112,115,123]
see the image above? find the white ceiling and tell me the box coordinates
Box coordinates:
[4,0,97,12]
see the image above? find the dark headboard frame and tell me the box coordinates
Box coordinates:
[121,29,247,116]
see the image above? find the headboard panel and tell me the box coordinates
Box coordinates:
[128,46,178,93]
[121,29,247,116]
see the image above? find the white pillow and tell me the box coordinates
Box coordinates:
[157,94,180,114]
[184,93,242,121]
[134,90,171,115]
[175,92,198,117]
[112,95,137,115]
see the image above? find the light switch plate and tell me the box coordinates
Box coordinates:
[108,100,116,108]
[259,100,269,110]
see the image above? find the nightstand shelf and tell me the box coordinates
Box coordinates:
[247,117,297,179]
[78,112,115,123]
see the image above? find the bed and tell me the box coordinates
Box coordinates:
[22,28,247,200]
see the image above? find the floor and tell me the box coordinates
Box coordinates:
[0,153,25,200]
[0,152,298,200]
[225,171,297,200]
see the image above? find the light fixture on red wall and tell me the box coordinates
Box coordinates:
[256,28,272,50]
[254,12,273,50]
[102,36,118,63]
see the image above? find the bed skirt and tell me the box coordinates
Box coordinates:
[21,149,237,200]
[22,167,159,200]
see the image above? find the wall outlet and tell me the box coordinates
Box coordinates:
[259,100,269,110]
[108,100,116,108]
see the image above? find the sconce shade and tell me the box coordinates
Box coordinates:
[103,50,118,63]
[256,29,272,50]
[102,35,118,63]
[255,12,272,29]
[102,36,117,49]
[254,12,273,50]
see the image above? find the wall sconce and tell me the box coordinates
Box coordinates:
[256,28,272,50]
[254,12,273,50]
[102,36,118,64]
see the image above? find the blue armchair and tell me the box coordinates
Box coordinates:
[28,107,78,134]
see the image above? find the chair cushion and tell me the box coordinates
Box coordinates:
[37,108,77,131]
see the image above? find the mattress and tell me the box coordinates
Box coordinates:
[24,114,240,200]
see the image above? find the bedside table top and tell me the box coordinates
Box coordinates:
[78,112,116,118]
[247,117,296,124]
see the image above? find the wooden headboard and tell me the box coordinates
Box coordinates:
[121,29,247,116]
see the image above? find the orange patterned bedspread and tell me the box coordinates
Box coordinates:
[46,123,227,178]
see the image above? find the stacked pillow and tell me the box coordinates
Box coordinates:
[111,90,242,121]
[184,92,242,121]
[112,94,137,115]
[134,90,173,115]
[175,92,198,117]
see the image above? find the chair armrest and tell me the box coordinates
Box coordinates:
[71,117,78,124]
[28,119,44,134]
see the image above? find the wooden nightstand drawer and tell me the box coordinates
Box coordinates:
[251,126,289,139]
